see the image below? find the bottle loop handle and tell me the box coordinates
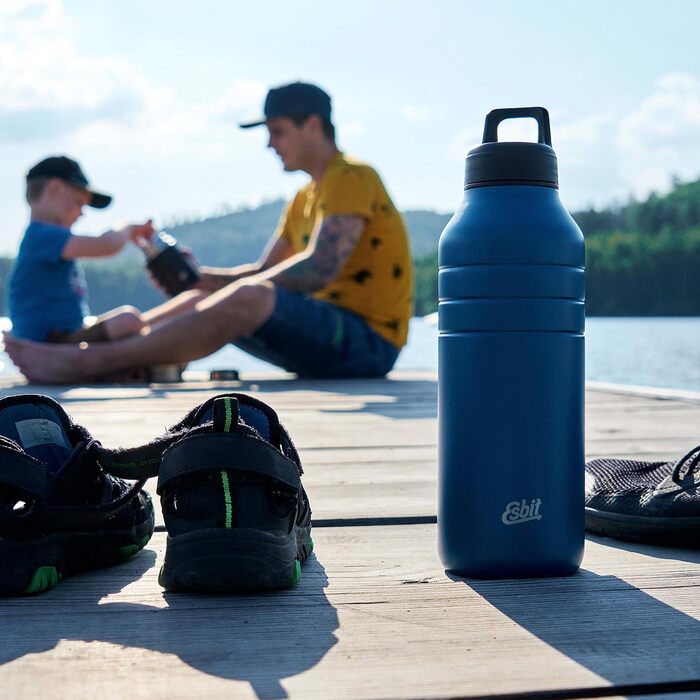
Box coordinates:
[482,107,552,146]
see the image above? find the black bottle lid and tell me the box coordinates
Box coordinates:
[465,107,558,189]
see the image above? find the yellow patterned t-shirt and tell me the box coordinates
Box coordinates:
[276,152,413,348]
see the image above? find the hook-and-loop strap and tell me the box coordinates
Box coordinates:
[0,445,49,498]
[156,433,301,494]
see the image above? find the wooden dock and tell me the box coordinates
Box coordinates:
[2,370,700,699]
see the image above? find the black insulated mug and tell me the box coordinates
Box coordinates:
[143,231,201,297]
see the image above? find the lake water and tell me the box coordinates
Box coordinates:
[1,316,700,392]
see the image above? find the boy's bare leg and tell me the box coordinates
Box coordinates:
[78,291,212,344]
[97,306,144,339]
[48,305,144,343]
[4,281,276,384]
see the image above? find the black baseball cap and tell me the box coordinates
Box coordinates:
[26,156,112,209]
[239,82,332,129]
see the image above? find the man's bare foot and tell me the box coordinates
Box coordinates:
[3,334,93,384]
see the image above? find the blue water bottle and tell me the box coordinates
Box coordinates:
[438,107,585,578]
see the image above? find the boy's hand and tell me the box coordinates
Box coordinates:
[120,219,154,248]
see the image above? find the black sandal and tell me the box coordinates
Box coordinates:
[585,445,700,546]
[99,393,313,593]
[0,395,154,595]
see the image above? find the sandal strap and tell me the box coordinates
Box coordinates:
[93,394,292,480]
[157,433,301,494]
[94,437,182,479]
[212,396,239,433]
[0,444,49,498]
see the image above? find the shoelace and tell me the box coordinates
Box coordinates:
[672,444,700,481]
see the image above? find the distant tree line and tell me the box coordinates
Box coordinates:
[574,177,700,238]
[413,176,700,316]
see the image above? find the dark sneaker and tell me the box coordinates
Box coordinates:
[0,395,154,595]
[585,445,700,546]
[149,393,312,593]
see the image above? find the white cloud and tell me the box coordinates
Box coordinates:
[0,0,153,141]
[616,73,700,197]
[449,127,482,160]
[0,0,63,34]
[554,113,620,209]
[446,77,700,211]
[64,78,270,165]
[340,120,366,137]
[0,0,268,166]
[216,80,268,124]
[555,113,613,148]
[553,113,614,167]
[401,104,447,124]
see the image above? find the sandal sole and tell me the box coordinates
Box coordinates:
[0,518,154,596]
[159,525,312,593]
[585,506,700,547]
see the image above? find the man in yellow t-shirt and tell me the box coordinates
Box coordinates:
[229,82,413,377]
[274,150,412,348]
[5,82,414,382]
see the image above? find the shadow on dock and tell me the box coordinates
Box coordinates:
[465,564,700,691]
[0,550,338,699]
[7,375,438,420]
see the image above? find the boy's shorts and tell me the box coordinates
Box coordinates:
[47,319,110,344]
[234,287,400,378]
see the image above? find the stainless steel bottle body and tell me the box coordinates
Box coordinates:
[438,184,585,578]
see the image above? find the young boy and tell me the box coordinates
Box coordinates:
[8,156,154,343]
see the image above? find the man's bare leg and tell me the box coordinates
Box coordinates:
[4,281,276,383]
[140,289,211,328]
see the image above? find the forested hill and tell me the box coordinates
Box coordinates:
[414,176,700,316]
[573,177,700,237]
[579,177,700,315]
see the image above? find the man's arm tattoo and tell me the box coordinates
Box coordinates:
[271,215,364,292]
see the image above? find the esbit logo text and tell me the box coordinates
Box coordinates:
[501,498,543,525]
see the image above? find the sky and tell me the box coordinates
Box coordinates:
[1,0,700,254]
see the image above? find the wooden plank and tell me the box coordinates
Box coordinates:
[2,377,698,524]
[144,469,436,528]
[2,376,700,698]
[2,526,700,699]
[65,382,700,525]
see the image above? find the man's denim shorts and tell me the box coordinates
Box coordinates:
[234,287,400,378]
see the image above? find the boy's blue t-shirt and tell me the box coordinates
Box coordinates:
[8,222,90,341]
